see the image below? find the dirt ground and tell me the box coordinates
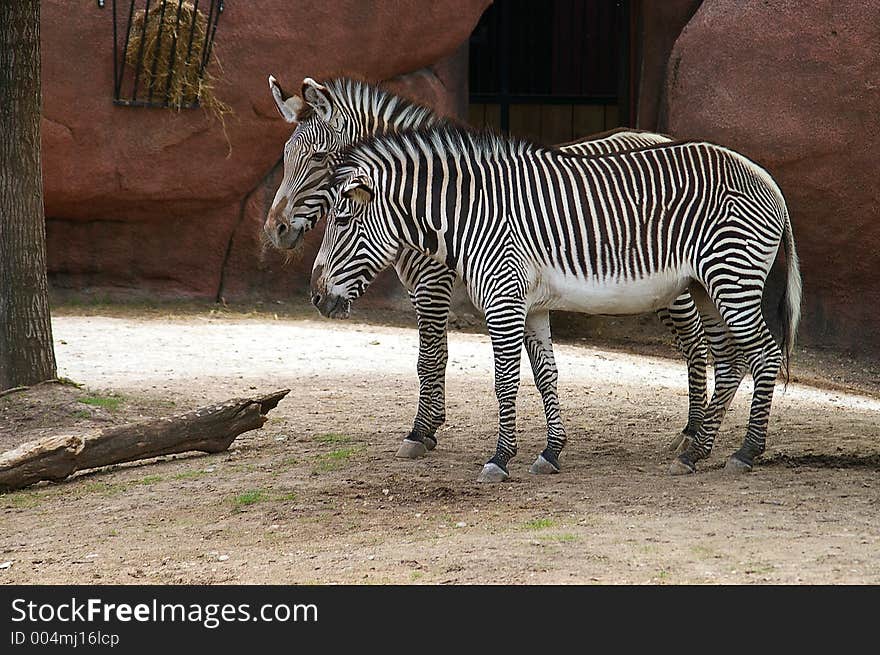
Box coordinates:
[1,305,878,584]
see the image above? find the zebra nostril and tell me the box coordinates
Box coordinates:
[311,293,322,307]
[277,222,288,235]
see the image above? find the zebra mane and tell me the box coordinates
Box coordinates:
[331,122,550,188]
[316,75,443,134]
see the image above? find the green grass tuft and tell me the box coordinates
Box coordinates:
[315,447,359,472]
[523,518,556,530]
[78,395,124,412]
[134,475,163,485]
[232,490,268,506]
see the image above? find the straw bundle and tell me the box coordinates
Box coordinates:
[125,0,231,122]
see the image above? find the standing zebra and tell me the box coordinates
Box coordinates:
[311,124,801,482]
[264,76,708,468]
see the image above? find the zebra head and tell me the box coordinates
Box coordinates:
[310,171,399,319]
[264,75,348,251]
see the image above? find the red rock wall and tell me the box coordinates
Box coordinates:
[43,0,488,300]
[662,0,880,354]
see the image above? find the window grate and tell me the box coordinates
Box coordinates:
[110,0,225,108]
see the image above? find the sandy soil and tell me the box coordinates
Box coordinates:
[1,311,878,584]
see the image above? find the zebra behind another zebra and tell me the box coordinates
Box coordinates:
[264,75,708,469]
[311,124,802,481]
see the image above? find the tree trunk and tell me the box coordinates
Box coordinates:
[0,0,57,391]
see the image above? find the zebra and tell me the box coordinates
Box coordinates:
[264,75,707,469]
[310,123,802,482]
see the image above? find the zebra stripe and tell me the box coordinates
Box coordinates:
[266,75,706,464]
[313,125,801,480]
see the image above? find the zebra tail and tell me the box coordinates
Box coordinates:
[777,209,802,386]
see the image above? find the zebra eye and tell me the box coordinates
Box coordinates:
[311,152,329,164]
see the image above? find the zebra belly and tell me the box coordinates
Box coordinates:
[534,268,691,315]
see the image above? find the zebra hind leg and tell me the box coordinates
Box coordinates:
[669,304,746,474]
[522,311,566,474]
[657,294,708,452]
[724,323,782,473]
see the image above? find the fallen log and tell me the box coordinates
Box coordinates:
[0,389,289,492]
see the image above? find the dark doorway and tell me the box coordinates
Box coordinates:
[468,0,632,143]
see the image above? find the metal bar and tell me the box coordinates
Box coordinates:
[112,0,118,99]
[181,0,201,105]
[130,0,153,102]
[196,0,219,84]
[200,1,223,74]
[498,0,509,134]
[146,0,169,103]
[162,0,186,106]
[115,0,137,100]
[470,94,617,105]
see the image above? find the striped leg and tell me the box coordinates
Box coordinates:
[670,313,747,474]
[723,320,782,472]
[656,292,708,451]
[673,282,779,474]
[477,299,527,483]
[523,311,566,474]
[395,269,456,459]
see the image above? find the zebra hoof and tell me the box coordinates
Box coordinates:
[668,457,696,476]
[529,454,560,475]
[724,456,753,474]
[395,438,428,459]
[424,435,437,451]
[477,463,509,483]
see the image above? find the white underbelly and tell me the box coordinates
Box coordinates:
[533,268,691,315]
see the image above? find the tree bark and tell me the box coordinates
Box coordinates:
[0,0,57,391]
[0,389,290,491]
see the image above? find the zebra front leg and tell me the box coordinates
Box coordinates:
[396,271,455,459]
[523,311,566,474]
[657,293,708,452]
[477,300,527,483]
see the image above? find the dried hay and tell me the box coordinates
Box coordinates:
[126,1,232,131]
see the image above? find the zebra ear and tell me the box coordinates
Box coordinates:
[302,77,333,122]
[268,75,303,123]
[342,174,374,205]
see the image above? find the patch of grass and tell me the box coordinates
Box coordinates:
[410,571,424,581]
[315,447,359,472]
[81,481,127,496]
[173,470,208,481]
[73,409,92,419]
[57,377,84,389]
[1,491,43,509]
[133,475,163,486]
[523,518,556,530]
[275,491,297,502]
[77,394,124,412]
[232,490,268,507]
[657,570,671,581]
[313,433,352,444]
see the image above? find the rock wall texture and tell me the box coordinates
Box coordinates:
[635,0,702,131]
[43,0,488,300]
[662,0,880,353]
